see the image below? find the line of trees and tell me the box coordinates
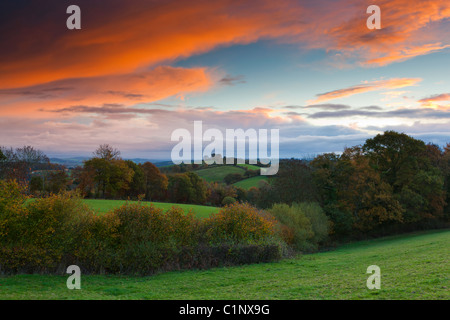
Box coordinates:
[254,131,450,237]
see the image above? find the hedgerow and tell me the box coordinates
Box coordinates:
[0,183,283,275]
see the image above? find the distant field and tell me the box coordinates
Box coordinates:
[233,176,268,189]
[83,199,219,218]
[1,230,448,299]
[195,165,245,182]
[237,164,261,171]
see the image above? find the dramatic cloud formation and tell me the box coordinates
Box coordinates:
[0,66,215,116]
[0,0,449,158]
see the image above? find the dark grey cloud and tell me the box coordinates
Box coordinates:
[358,105,383,111]
[219,74,246,86]
[284,104,351,111]
[49,105,171,115]
[308,108,450,119]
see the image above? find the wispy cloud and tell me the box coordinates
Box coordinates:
[307,78,422,104]
[419,93,450,103]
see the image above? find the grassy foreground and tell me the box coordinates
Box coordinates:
[0,229,448,300]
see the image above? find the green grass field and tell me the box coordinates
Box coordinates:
[237,164,261,171]
[233,176,268,190]
[83,199,219,218]
[1,230,448,300]
[195,165,246,182]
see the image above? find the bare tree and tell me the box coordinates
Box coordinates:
[93,144,121,161]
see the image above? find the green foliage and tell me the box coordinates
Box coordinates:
[293,202,329,246]
[310,133,447,236]
[46,170,70,194]
[268,203,314,251]
[141,162,168,201]
[224,173,244,185]
[363,132,446,224]
[0,180,28,240]
[222,196,237,206]
[29,175,44,195]
[168,172,207,204]
[124,160,146,198]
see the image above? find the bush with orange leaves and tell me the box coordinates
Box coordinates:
[0,181,284,275]
[204,203,277,244]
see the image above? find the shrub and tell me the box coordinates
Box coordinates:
[0,190,96,273]
[269,203,313,251]
[293,202,329,247]
[205,203,277,244]
[222,196,237,206]
[0,180,28,241]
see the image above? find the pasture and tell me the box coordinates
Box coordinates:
[1,230,448,299]
[83,199,219,218]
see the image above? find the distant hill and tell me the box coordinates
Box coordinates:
[49,157,172,168]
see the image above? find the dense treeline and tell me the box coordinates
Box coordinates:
[256,131,450,238]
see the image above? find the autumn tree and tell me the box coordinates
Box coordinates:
[141,162,168,201]
[263,159,318,208]
[124,160,146,198]
[168,173,194,203]
[46,170,70,194]
[363,131,446,222]
[338,147,404,231]
[80,145,133,198]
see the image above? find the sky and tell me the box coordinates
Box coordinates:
[0,0,449,159]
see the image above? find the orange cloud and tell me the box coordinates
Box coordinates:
[2,0,448,91]
[320,0,450,66]
[0,0,307,90]
[308,78,422,104]
[0,66,214,116]
[419,93,450,103]
[418,93,450,110]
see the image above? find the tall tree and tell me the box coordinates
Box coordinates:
[124,160,146,198]
[93,144,121,161]
[363,131,445,223]
[338,147,404,231]
[270,159,318,206]
[46,170,70,194]
[141,162,168,201]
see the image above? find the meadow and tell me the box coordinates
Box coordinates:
[193,164,267,189]
[233,176,268,189]
[1,229,448,300]
[83,199,219,218]
[194,165,246,182]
